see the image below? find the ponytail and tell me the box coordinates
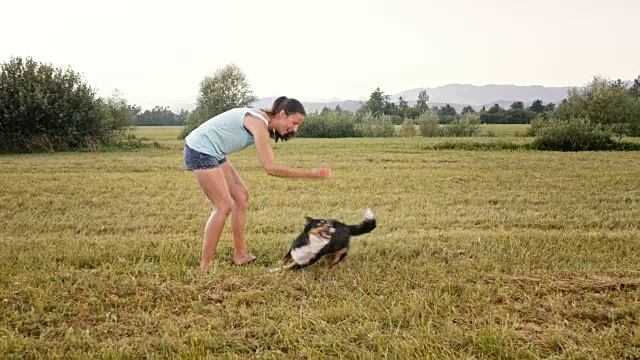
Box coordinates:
[262,96,306,117]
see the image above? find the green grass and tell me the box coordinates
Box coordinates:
[1,127,639,359]
[394,124,531,137]
[478,124,530,137]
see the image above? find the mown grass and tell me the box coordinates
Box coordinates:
[1,127,639,359]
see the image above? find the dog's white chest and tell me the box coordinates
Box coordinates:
[290,234,330,265]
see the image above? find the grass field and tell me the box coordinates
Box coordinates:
[393,124,531,137]
[1,126,639,359]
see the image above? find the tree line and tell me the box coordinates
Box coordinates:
[1,56,638,153]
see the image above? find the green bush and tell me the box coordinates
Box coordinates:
[389,115,403,125]
[298,111,360,138]
[356,112,396,138]
[526,116,548,136]
[0,57,131,153]
[531,118,617,151]
[441,114,481,137]
[417,111,441,137]
[556,76,640,137]
[621,101,640,136]
[298,111,396,138]
[399,118,418,137]
[99,90,136,139]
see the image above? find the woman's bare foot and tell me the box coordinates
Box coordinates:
[233,253,257,266]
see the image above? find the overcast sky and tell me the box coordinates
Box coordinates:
[1,0,638,107]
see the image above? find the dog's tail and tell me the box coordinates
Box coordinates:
[347,208,376,236]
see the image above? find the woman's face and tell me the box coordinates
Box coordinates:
[273,110,304,137]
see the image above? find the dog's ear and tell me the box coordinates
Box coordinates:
[304,216,313,225]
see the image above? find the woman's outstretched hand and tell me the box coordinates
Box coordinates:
[318,163,331,179]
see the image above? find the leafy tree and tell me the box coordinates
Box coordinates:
[398,96,409,113]
[181,63,257,138]
[510,101,524,110]
[556,76,640,136]
[404,106,421,119]
[480,104,506,124]
[461,106,476,115]
[364,87,390,116]
[488,104,504,113]
[101,89,137,132]
[528,99,546,113]
[437,104,458,124]
[176,109,189,125]
[501,108,535,124]
[630,75,640,99]
[610,79,626,88]
[136,106,187,126]
[0,56,124,153]
[545,102,556,112]
[416,90,429,113]
[383,101,400,116]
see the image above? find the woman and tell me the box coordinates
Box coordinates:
[183,96,331,269]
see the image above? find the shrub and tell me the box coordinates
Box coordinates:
[389,115,403,125]
[527,116,549,136]
[556,76,640,137]
[298,111,360,138]
[417,111,441,137]
[399,118,418,137]
[531,118,617,151]
[622,101,640,136]
[441,114,481,137]
[357,113,396,138]
[0,56,117,153]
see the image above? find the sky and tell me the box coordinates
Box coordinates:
[1,0,638,107]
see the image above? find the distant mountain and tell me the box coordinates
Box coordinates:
[252,97,364,114]
[392,84,570,105]
[166,81,634,115]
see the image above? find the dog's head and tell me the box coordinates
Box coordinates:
[304,216,335,239]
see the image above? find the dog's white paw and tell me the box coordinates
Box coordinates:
[364,208,375,219]
[267,267,281,273]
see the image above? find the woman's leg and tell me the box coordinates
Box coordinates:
[219,161,256,265]
[192,168,234,270]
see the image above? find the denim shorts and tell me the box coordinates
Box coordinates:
[183,144,227,170]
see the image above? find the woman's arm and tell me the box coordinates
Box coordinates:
[244,116,330,179]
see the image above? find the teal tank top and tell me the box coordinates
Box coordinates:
[185,108,269,160]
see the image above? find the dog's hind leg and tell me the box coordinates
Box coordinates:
[328,248,348,268]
